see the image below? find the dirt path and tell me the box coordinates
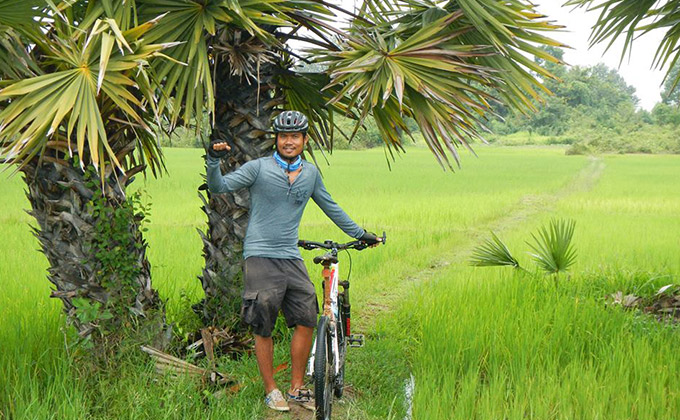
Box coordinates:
[356,156,605,331]
[262,157,605,420]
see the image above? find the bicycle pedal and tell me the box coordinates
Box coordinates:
[348,334,364,348]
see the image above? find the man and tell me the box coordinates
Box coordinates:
[206,110,381,412]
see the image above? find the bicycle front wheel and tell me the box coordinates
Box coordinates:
[334,296,347,398]
[314,315,334,420]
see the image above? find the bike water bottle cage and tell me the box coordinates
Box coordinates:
[273,151,302,172]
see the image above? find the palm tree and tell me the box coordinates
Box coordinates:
[1,0,565,340]
[0,2,173,344]
[192,0,567,328]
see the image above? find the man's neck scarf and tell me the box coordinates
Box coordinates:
[273,151,302,172]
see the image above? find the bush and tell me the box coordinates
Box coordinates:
[562,123,680,155]
[565,142,591,155]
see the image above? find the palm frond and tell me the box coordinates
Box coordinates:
[526,218,577,275]
[75,0,140,32]
[470,232,520,268]
[567,0,680,103]
[310,1,564,170]
[391,0,567,111]
[0,26,41,81]
[0,0,45,28]
[0,16,169,177]
[316,13,498,169]
[137,0,297,128]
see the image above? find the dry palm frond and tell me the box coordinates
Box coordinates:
[185,326,254,357]
[140,345,233,386]
[607,284,680,322]
[213,30,276,83]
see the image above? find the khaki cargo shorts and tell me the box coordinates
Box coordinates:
[241,257,319,337]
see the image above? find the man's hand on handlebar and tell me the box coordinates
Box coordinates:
[359,230,384,248]
[208,139,231,159]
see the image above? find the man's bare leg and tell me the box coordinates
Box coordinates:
[289,325,314,392]
[254,334,277,393]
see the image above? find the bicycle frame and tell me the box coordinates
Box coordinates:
[299,234,383,420]
[306,260,343,377]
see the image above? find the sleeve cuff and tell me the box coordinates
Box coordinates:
[206,154,221,166]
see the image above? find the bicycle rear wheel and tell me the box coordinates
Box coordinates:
[314,316,334,420]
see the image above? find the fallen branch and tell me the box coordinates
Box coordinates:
[141,345,234,386]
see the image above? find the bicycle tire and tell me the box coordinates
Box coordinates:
[334,322,345,398]
[314,316,334,420]
[334,296,346,398]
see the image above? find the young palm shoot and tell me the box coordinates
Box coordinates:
[470,219,577,285]
[470,232,521,269]
[527,218,577,283]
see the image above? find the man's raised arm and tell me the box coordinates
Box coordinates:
[206,140,260,193]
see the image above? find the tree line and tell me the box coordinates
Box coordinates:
[486,48,680,154]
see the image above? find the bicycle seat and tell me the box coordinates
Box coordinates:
[313,253,338,265]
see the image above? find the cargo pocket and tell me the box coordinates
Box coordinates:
[240,291,259,328]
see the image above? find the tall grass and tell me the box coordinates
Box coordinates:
[404,153,680,419]
[0,146,620,418]
[406,269,680,419]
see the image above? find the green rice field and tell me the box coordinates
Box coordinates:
[1,146,678,419]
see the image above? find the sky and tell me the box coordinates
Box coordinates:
[533,1,667,111]
[334,1,668,110]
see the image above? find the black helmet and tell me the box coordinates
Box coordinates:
[273,110,308,133]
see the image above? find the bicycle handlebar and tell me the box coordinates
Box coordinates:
[298,232,386,252]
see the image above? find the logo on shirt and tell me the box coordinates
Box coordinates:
[292,188,309,204]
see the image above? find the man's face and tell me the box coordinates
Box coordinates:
[276,131,307,159]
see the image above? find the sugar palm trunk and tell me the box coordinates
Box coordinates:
[196,61,282,329]
[21,149,167,348]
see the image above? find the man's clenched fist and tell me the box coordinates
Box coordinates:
[208,139,231,159]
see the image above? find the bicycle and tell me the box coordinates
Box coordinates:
[298,232,386,420]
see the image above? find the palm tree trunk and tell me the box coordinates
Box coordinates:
[196,59,283,329]
[22,156,168,348]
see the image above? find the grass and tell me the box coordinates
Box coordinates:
[399,153,680,419]
[1,146,679,418]
[403,270,680,419]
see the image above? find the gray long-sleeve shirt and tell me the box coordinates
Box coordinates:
[206,155,365,260]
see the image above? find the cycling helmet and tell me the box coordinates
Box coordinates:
[273,110,308,133]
